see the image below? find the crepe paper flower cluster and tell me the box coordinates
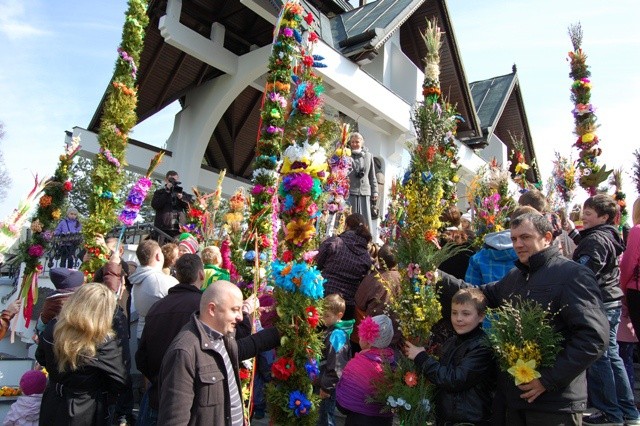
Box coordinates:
[117,47,138,79]
[567,23,611,195]
[118,151,163,227]
[509,132,538,193]
[467,159,516,247]
[0,177,48,255]
[609,169,628,229]
[633,150,640,196]
[358,316,380,345]
[486,297,563,386]
[82,0,149,278]
[318,123,353,238]
[369,356,435,424]
[15,138,81,326]
[551,152,577,208]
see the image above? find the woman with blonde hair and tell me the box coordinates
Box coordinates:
[36,283,128,425]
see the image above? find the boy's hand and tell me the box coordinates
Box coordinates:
[404,341,426,360]
[5,299,21,316]
[319,389,331,399]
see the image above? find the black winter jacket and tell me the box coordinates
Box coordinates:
[572,224,625,305]
[414,326,495,425]
[439,246,608,413]
[35,319,128,426]
[151,186,189,232]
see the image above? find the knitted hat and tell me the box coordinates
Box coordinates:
[49,268,84,290]
[358,314,393,349]
[20,370,47,395]
[178,235,199,254]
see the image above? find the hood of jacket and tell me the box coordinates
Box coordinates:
[580,224,625,257]
[334,318,355,337]
[483,230,513,251]
[129,265,164,286]
[10,394,42,420]
[340,230,370,257]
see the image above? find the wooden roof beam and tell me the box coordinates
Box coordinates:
[159,0,239,74]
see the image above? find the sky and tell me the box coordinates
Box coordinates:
[0,0,638,221]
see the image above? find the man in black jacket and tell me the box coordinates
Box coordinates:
[570,195,639,426]
[439,212,608,426]
[151,171,191,239]
[158,280,279,425]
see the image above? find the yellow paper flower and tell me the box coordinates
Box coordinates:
[507,359,541,385]
[51,209,61,220]
[515,163,530,174]
[581,132,595,143]
[285,219,315,246]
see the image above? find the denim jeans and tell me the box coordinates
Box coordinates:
[317,390,336,426]
[587,306,639,422]
[618,341,636,388]
[137,389,158,426]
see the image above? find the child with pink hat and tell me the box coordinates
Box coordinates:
[3,369,47,425]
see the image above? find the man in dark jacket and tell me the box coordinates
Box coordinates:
[151,170,191,238]
[158,280,279,425]
[136,255,252,425]
[570,195,640,425]
[439,213,608,426]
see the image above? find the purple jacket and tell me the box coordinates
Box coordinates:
[316,230,372,305]
[336,347,394,417]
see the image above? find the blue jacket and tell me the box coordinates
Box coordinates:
[465,230,517,285]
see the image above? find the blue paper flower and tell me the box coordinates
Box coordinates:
[288,390,311,417]
[305,359,319,381]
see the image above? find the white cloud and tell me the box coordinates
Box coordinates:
[0,0,50,40]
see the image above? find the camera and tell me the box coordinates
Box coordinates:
[168,176,183,193]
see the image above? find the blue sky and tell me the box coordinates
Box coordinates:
[0,0,638,221]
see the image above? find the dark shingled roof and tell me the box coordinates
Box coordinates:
[470,73,515,130]
[469,69,541,182]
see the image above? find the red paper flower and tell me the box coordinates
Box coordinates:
[239,367,250,381]
[282,250,294,262]
[305,306,319,328]
[404,371,418,388]
[309,32,319,43]
[272,357,296,381]
[304,12,314,25]
[63,181,73,191]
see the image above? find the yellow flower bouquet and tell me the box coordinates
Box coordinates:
[486,297,563,386]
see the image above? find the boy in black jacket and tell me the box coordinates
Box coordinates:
[317,294,354,426]
[406,288,495,426]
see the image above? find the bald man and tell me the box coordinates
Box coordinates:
[158,281,279,425]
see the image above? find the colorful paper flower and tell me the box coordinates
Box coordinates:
[358,316,380,345]
[284,219,315,246]
[39,195,52,208]
[63,181,73,191]
[404,371,418,388]
[272,357,296,381]
[28,244,44,258]
[305,306,319,328]
[305,359,319,381]
[288,390,312,417]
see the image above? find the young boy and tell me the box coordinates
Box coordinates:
[405,288,495,425]
[317,294,354,426]
[569,194,640,426]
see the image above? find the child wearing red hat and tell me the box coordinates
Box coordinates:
[3,369,47,426]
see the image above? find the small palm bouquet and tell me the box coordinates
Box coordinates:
[486,297,563,385]
[368,356,435,424]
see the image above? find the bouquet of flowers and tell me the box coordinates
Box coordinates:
[369,356,435,424]
[551,152,576,207]
[467,159,515,246]
[486,297,563,386]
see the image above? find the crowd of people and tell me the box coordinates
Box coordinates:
[1,186,639,426]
